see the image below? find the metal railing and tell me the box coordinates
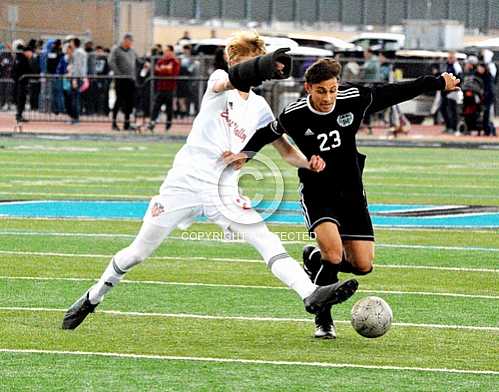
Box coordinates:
[0,69,496,131]
[3,74,210,126]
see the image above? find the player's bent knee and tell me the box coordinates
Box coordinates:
[322,248,343,264]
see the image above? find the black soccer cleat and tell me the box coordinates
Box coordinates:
[61,292,99,330]
[303,279,358,315]
[314,305,336,339]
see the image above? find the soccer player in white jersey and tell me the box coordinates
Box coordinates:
[62,32,358,331]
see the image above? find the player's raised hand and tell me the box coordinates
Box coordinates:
[441,72,460,91]
[308,155,326,172]
[222,151,249,170]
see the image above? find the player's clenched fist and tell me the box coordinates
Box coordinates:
[308,155,326,172]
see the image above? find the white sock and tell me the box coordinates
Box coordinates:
[88,258,126,304]
[270,256,316,299]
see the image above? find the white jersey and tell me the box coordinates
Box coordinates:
[161,69,274,193]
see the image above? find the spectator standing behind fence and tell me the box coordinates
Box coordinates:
[57,43,73,121]
[135,50,155,118]
[379,52,410,138]
[481,49,497,81]
[45,39,64,115]
[0,44,15,110]
[94,46,111,116]
[110,33,138,131]
[12,43,35,123]
[430,63,444,126]
[66,38,87,124]
[28,40,42,112]
[361,48,381,134]
[476,63,497,137]
[82,41,96,115]
[176,44,200,117]
[147,45,180,132]
[440,51,463,134]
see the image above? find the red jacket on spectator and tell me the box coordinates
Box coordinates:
[154,54,180,92]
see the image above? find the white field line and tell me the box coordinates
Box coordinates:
[3,158,499,176]
[0,348,499,376]
[2,177,499,190]
[3,216,495,234]
[0,249,497,273]
[3,168,499,185]
[1,275,498,300]
[2,189,499,199]
[1,230,499,253]
[0,161,170,170]
[1,307,498,333]
[2,174,163,181]
[0,350,498,376]
[2,148,497,167]
[246,187,499,199]
[0,191,150,199]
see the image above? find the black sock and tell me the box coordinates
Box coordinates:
[315,259,340,285]
[338,256,355,273]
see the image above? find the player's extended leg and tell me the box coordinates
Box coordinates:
[303,221,344,338]
[303,223,374,338]
[61,199,197,330]
[61,221,170,330]
[226,220,358,315]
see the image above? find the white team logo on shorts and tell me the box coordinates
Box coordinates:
[337,112,354,127]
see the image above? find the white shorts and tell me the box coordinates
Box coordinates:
[143,185,263,233]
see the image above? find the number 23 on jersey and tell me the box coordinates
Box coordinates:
[317,130,341,151]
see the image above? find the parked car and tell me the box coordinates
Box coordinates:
[393,49,466,122]
[286,34,358,54]
[350,32,405,51]
[191,36,300,56]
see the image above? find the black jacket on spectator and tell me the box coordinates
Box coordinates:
[47,49,63,74]
[12,52,33,84]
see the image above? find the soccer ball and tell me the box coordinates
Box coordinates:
[351,296,393,338]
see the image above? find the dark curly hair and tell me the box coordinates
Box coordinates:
[305,58,342,84]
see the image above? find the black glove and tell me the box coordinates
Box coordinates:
[228,47,293,92]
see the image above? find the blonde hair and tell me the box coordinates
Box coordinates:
[225,31,266,64]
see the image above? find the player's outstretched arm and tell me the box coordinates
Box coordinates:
[228,48,292,92]
[272,135,325,171]
[366,72,460,114]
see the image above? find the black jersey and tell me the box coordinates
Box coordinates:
[276,84,371,190]
[243,75,446,192]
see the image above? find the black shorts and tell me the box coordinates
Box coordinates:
[298,183,374,241]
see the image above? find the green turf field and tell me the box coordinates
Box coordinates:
[0,137,498,391]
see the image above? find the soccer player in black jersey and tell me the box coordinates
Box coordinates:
[224,58,460,339]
